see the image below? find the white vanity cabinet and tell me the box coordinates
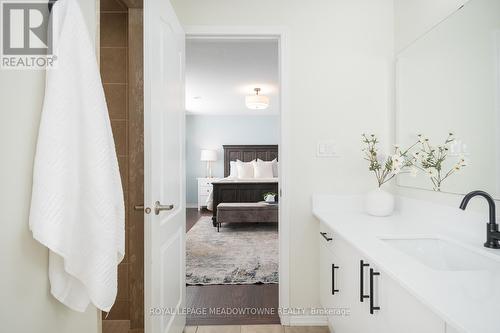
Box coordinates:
[319,227,366,333]
[319,221,445,333]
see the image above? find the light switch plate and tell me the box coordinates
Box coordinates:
[317,140,339,157]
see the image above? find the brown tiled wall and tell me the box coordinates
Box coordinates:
[127,8,144,331]
[100,0,130,321]
[101,1,144,331]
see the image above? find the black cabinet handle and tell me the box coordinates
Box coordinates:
[369,268,381,314]
[332,263,340,295]
[320,232,333,242]
[360,260,370,302]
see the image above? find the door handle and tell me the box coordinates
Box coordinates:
[154,201,174,215]
[332,263,340,295]
[369,268,381,314]
[320,232,333,242]
[134,204,151,214]
[360,260,370,302]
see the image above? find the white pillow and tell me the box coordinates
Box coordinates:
[257,158,278,177]
[253,160,274,178]
[236,160,254,178]
[229,161,238,178]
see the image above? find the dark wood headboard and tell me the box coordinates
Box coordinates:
[223,145,278,177]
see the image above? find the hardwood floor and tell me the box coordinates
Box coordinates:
[186,284,280,326]
[186,208,280,326]
[186,207,211,232]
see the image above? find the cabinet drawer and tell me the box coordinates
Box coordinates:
[322,234,444,333]
[200,187,212,195]
[199,179,215,187]
[198,196,209,207]
[373,267,443,333]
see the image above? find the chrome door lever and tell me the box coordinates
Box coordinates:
[154,201,174,215]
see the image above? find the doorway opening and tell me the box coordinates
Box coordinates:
[184,37,282,325]
[99,0,289,329]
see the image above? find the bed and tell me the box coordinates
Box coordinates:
[210,145,279,227]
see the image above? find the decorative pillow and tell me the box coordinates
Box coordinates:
[253,160,274,178]
[236,160,254,178]
[229,161,238,178]
[257,158,278,177]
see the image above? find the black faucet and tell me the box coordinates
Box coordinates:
[459,190,500,249]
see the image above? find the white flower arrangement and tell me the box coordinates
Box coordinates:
[362,134,415,187]
[410,133,467,191]
[362,133,467,191]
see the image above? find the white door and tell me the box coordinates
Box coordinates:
[144,0,185,332]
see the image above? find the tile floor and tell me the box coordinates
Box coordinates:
[184,325,330,333]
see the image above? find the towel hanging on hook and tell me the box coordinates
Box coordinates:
[30,0,125,312]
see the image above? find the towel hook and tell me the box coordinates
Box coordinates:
[48,0,58,13]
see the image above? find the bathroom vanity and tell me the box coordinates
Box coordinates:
[313,195,500,333]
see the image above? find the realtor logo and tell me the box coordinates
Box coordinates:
[1,1,56,69]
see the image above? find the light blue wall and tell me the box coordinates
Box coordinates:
[186,114,280,204]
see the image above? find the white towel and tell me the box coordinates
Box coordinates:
[29,0,125,312]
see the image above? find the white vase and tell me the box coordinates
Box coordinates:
[365,188,395,217]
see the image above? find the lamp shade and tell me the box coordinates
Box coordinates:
[245,95,269,110]
[200,149,217,162]
[246,87,269,110]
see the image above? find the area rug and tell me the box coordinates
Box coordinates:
[186,217,278,285]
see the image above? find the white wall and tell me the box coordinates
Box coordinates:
[185,115,280,204]
[395,0,469,52]
[0,1,100,332]
[172,0,394,312]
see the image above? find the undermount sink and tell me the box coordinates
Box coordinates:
[380,237,500,271]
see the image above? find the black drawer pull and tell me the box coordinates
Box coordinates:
[369,268,381,314]
[332,263,340,295]
[360,260,370,302]
[320,232,333,242]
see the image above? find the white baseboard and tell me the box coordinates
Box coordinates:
[287,315,328,326]
[186,203,198,208]
[279,314,290,326]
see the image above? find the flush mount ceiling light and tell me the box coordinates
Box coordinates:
[245,88,269,110]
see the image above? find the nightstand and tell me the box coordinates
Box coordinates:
[197,177,220,210]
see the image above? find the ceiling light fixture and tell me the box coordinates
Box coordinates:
[245,88,269,110]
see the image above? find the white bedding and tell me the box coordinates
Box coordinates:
[212,177,278,184]
[230,159,278,178]
[206,190,214,211]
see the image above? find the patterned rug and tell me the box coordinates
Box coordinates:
[186,217,278,285]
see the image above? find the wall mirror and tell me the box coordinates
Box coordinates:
[396,0,500,198]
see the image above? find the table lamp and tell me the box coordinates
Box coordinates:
[200,149,217,178]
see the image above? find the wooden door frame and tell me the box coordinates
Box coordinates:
[184,25,292,325]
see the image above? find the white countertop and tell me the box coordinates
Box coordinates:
[312,194,500,333]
